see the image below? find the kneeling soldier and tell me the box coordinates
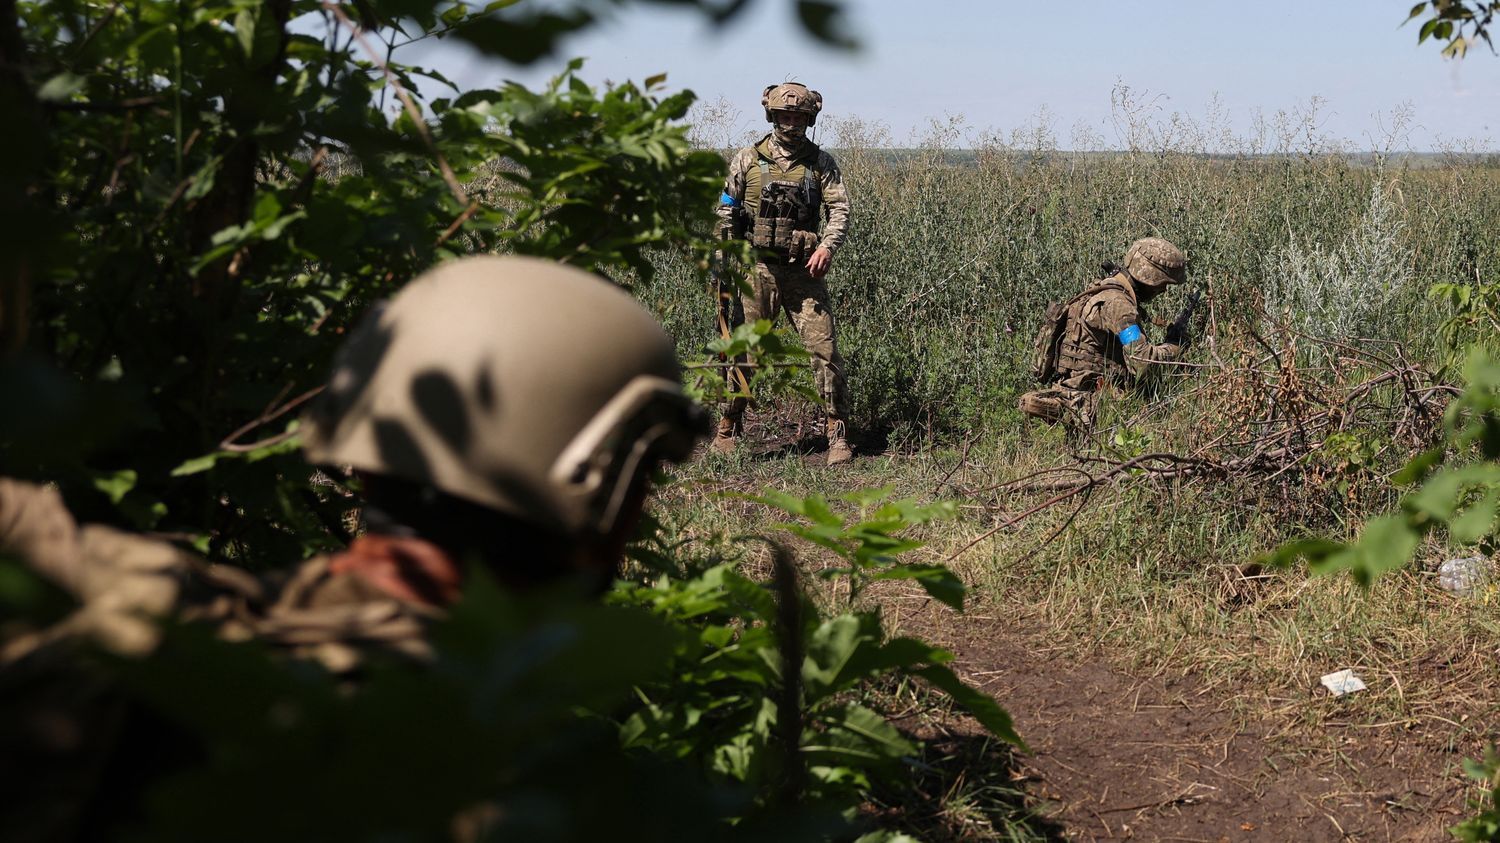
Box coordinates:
[1019,237,1192,429]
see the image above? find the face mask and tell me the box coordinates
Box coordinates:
[1133,280,1163,303]
[773,115,807,145]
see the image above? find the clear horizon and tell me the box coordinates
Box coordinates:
[394,0,1498,154]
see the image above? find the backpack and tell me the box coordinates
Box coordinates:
[1029,298,1071,384]
[1029,280,1120,383]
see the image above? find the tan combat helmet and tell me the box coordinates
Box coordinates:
[762,82,823,126]
[302,255,706,539]
[1122,237,1187,288]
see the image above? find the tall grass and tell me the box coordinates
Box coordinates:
[640,101,1500,444]
[645,100,1500,763]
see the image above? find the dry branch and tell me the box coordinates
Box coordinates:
[949,321,1453,559]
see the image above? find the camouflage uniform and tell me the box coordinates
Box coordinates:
[717,134,852,419]
[714,83,854,464]
[1019,238,1189,428]
[0,477,445,842]
[0,478,436,665]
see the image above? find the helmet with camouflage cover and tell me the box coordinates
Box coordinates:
[1122,237,1187,288]
[762,82,823,126]
[301,255,707,541]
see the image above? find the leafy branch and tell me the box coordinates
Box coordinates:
[1406,0,1499,58]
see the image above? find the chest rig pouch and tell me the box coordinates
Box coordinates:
[747,142,822,262]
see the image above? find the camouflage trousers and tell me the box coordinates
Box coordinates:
[1016,385,1097,429]
[723,260,850,419]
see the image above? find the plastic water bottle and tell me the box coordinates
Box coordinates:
[1438,555,1492,596]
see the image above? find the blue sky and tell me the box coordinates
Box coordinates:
[404,0,1497,151]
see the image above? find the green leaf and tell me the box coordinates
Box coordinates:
[795,1,857,49]
[252,190,282,225]
[743,489,843,527]
[184,156,222,202]
[170,454,220,477]
[260,210,307,240]
[1406,464,1500,521]
[1462,755,1492,782]
[92,469,138,503]
[234,7,259,59]
[909,663,1026,750]
[1392,447,1444,485]
[803,703,917,763]
[1338,515,1422,586]
[232,5,281,68]
[839,485,893,508]
[36,72,87,102]
[1450,488,1500,544]
[878,636,954,667]
[644,72,667,90]
[802,614,869,699]
[870,564,965,610]
[1260,536,1347,570]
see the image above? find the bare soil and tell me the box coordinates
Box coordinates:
[897,603,1477,842]
[717,421,1489,839]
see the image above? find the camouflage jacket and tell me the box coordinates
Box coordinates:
[0,478,439,842]
[1056,273,1182,391]
[0,478,434,671]
[715,134,851,256]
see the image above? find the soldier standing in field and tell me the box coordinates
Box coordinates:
[1018,237,1193,429]
[713,82,854,465]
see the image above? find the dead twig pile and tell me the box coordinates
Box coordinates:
[947,321,1458,561]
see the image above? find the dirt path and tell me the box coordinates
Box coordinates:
[897,606,1474,841]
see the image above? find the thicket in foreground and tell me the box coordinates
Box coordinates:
[0,0,1027,839]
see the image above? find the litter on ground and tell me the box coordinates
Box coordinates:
[1320,669,1367,697]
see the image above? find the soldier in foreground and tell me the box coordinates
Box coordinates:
[0,255,707,839]
[1019,237,1194,430]
[714,81,855,465]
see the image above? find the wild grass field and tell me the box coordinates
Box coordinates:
[636,107,1500,837]
[21,0,1500,837]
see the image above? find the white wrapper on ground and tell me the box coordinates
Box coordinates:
[1438,555,1492,596]
[1320,669,1367,696]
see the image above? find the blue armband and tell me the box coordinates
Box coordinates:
[719,191,739,206]
[1118,324,1143,346]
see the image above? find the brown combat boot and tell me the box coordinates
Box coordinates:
[826,417,853,466]
[711,415,741,454]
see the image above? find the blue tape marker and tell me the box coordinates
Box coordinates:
[719,191,739,206]
[1118,324,1143,346]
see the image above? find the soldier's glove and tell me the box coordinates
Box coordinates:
[1164,322,1190,350]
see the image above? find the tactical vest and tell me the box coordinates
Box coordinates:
[1054,274,1138,387]
[744,136,822,254]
